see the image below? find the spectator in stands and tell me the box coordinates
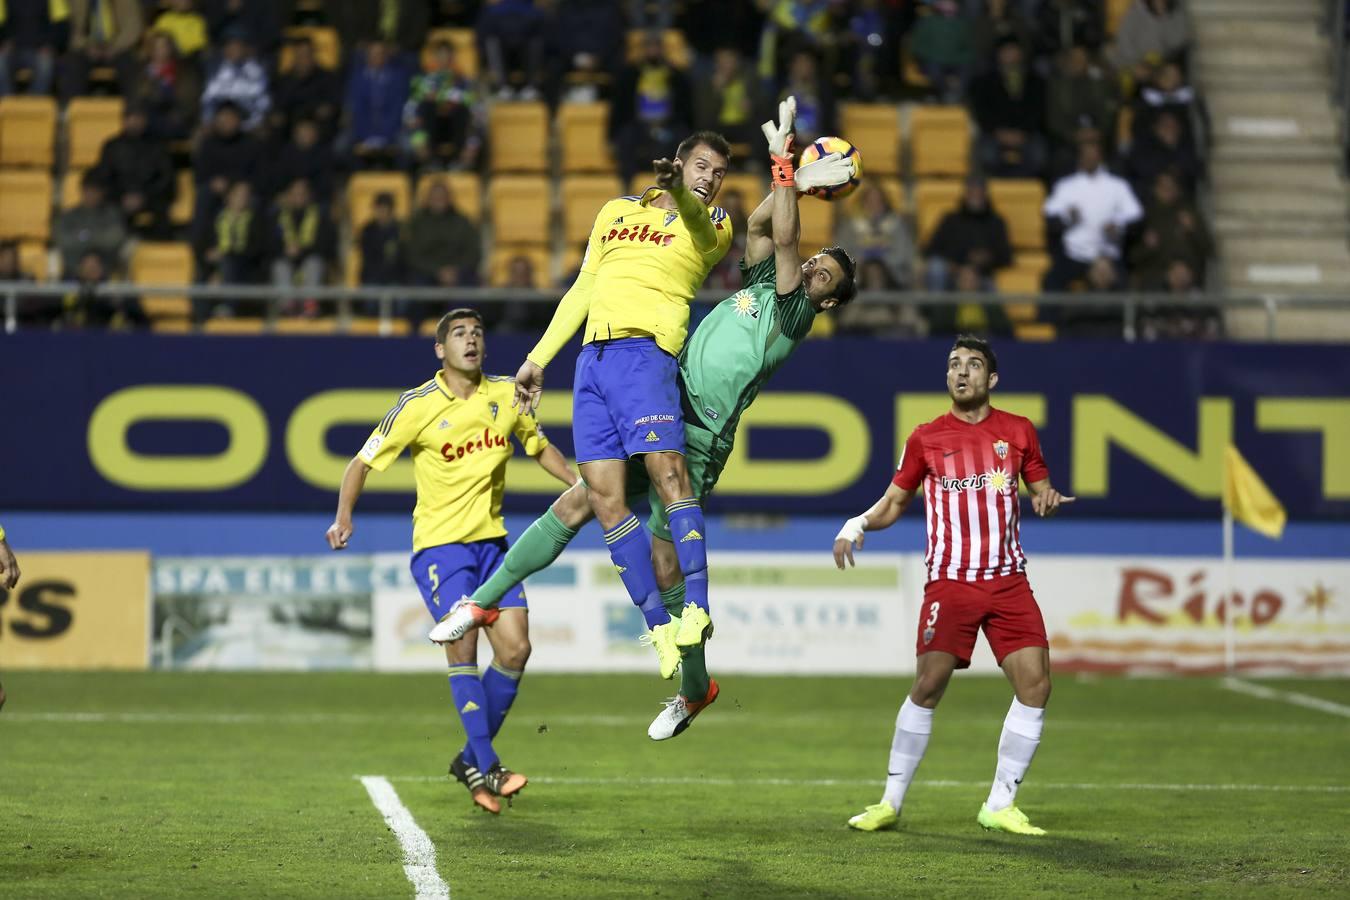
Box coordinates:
[779,48,834,145]
[152,0,208,61]
[836,261,928,339]
[359,193,405,286]
[55,173,127,279]
[192,101,263,261]
[910,0,975,103]
[1129,170,1211,291]
[839,0,888,100]
[61,0,144,100]
[1108,0,1191,83]
[0,241,43,327]
[552,0,625,104]
[1046,44,1119,177]
[343,41,412,169]
[1130,60,1195,147]
[923,176,1013,291]
[694,47,762,156]
[970,36,1048,178]
[406,181,481,287]
[206,180,266,289]
[1042,138,1142,291]
[926,266,1012,337]
[1034,0,1105,59]
[1125,109,1201,196]
[403,39,485,173]
[0,1,59,96]
[331,1,430,59]
[1136,265,1222,340]
[94,105,176,238]
[132,31,202,140]
[203,0,280,58]
[971,0,1034,74]
[836,183,915,289]
[58,251,147,331]
[476,0,548,100]
[200,28,270,132]
[270,178,335,305]
[269,36,342,143]
[609,31,693,182]
[266,118,336,208]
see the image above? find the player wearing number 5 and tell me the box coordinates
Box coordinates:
[326,309,576,815]
[833,336,1074,836]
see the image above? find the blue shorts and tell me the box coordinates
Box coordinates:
[572,337,686,463]
[410,538,527,621]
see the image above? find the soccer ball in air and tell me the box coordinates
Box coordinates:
[798,136,862,201]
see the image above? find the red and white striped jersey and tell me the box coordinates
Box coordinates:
[892,408,1049,583]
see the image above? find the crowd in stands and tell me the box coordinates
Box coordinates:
[0,0,1213,340]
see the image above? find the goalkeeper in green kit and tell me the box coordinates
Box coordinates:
[429,97,858,738]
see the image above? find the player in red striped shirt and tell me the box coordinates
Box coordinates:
[833,335,1073,836]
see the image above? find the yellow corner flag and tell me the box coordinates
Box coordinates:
[1223,446,1286,540]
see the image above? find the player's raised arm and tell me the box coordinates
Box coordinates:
[653,156,719,253]
[744,192,775,266]
[833,483,917,569]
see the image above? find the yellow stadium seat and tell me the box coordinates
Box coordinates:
[130,241,194,319]
[797,199,836,261]
[489,244,552,288]
[1107,0,1134,35]
[349,317,412,337]
[279,26,340,72]
[561,175,623,244]
[418,317,441,337]
[1014,322,1056,341]
[839,103,901,177]
[488,102,549,174]
[489,175,551,245]
[0,96,56,167]
[151,318,193,333]
[715,172,766,211]
[913,179,963,247]
[988,179,1046,251]
[559,102,614,174]
[170,170,193,226]
[67,97,124,169]
[348,172,412,231]
[276,317,340,335]
[345,248,362,287]
[18,240,48,281]
[1013,251,1050,274]
[0,170,53,240]
[995,269,1042,295]
[625,29,692,69]
[60,168,85,210]
[421,28,479,79]
[910,106,971,178]
[203,317,267,335]
[415,171,482,224]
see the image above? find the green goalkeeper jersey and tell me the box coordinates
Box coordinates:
[679,254,818,440]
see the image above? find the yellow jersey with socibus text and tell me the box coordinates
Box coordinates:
[578,188,733,357]
[359,371,549,551]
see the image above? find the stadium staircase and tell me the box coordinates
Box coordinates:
[1193,0,1350,340]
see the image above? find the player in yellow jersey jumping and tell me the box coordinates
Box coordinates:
[325,309,576,814]
[505,131,735,679]
[0,522,19,712]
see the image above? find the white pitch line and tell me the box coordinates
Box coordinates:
[1223,677,1350,719]
[360,775,451,900]
[379,774,1350,793]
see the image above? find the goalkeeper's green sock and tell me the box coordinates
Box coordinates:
[661,582,710,702]
[470,508,578,609]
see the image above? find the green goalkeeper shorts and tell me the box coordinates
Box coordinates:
[627,423,730,544]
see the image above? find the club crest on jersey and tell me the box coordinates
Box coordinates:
[731,290,760,319]
[489,401,499,420]
[993,440,1009,460]
[663,212,677,227]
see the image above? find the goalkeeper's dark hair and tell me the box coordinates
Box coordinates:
[822,246,858,306]
[951,334,998,373]
[676,131,732,165]
[436,308,484,344]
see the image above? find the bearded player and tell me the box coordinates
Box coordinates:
[834,336,1074,836]
[507,130,736,679]
[431,99,857,738]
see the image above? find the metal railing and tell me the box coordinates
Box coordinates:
[2,280,1348,342]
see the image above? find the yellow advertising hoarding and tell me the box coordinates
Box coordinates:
[0,552,150,670]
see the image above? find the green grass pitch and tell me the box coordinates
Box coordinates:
[2,672,1348,898]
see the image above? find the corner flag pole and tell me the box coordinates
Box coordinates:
[1222,504,1236,674]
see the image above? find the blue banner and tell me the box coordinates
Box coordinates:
[4,332,1346,519]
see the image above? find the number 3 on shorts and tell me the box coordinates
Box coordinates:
[926,601,940,628]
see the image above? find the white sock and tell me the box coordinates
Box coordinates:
[882,697,933,813]
[986,697,1045,812]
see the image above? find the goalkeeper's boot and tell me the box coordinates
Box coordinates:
[640,621,681,680]
[648,678,720,740]
[977,803,1045,836]
[847,803,899,832]
[449,752,500,815]
[429,596,499,644]
[483,763,527,806]
[674,602,712,648]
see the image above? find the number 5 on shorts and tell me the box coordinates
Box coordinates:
[428,563,440,603]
